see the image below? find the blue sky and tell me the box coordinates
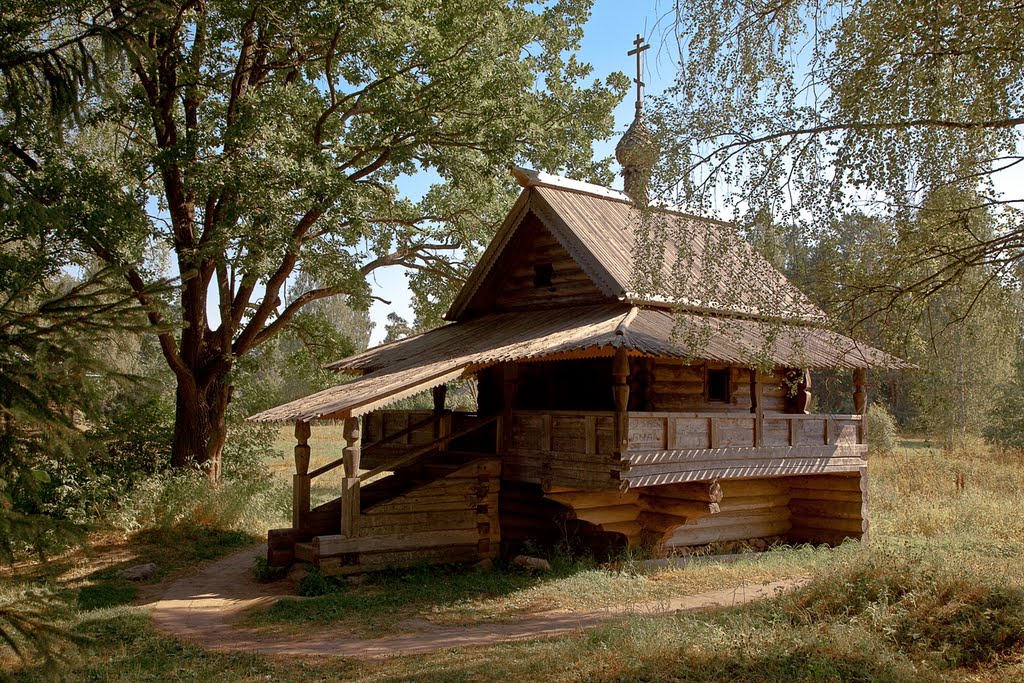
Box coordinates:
[365,0,674,343]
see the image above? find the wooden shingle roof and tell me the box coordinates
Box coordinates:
[250,303,906,423]
[446,168,826,323]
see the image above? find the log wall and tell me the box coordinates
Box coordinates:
[665,478,793,548]
[465,213,606,315]
[523,475,867,554]
[784,471,867,545]
[500,481,628,557]
[635,361,798,413]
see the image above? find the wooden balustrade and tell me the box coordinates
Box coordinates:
[626,412,864,452]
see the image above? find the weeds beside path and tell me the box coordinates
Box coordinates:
[149,544,807,658]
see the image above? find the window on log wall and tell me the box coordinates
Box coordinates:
[706,367,730,402]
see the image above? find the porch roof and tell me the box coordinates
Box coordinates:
[248,304,906,424]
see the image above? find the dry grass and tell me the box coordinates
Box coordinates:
[6,440,1024,682]
[871,441,1024,554]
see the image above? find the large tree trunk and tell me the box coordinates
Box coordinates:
[171,373,232,482]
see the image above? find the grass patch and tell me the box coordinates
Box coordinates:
[242,544,833,636]
[128,525,257,570]
[6,441,1024,682]
[76,582,137,611]
[9,548,1024,682]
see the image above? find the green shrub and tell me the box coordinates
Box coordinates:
[296,568,342,597]
[251,557,288,583]
[107,464,289,536]
[866,403,899,455]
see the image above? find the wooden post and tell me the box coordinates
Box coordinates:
[292,421,311,533]
[612,345,630,456]
[341,416,361,538]
[853,368,867,443]
[432,384,447,413]
[433,384,450,452]
[751,370,764,447]
[498,362,518,454]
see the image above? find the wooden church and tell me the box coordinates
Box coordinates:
[250,49,905,574]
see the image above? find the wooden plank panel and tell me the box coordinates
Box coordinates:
[762,418,791,447]
[551,415,586,453]
[510,414,544,450]
[829,419,860,445]
[795,417,827,446]
[718,417,756,447]
[596,416,615,455]
[628,416,666,450]
[672,418,711,448]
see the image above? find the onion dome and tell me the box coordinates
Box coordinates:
[615,108,659,204]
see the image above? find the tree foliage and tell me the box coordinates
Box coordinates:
[655,0,1023,326]
[4,0,628,478]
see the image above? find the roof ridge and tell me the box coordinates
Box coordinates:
[512,166,632,203]
[512,166,734,228]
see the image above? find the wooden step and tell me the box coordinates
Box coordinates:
[294,542,316,563]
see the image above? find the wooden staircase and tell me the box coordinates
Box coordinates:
[269,413,503,575]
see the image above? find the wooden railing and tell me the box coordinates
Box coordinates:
[308,414,440,480]
[292,412,500,541]
[358,414,499,482]
[626,412,864,452]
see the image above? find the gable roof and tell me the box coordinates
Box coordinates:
[446,168,825,323]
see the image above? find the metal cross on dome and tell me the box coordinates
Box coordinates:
[628,34,650,112]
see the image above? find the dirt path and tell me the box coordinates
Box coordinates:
[150,544,806,658]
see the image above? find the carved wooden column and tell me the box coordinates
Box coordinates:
[853,368,867,443]
[612,346,630,457]
[340,416,361,538]
[750,369,764,447]
[793,369,813,414]
[292,421,311,532]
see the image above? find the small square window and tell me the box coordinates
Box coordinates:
[707,368,730,402]
[533,263,553,288]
